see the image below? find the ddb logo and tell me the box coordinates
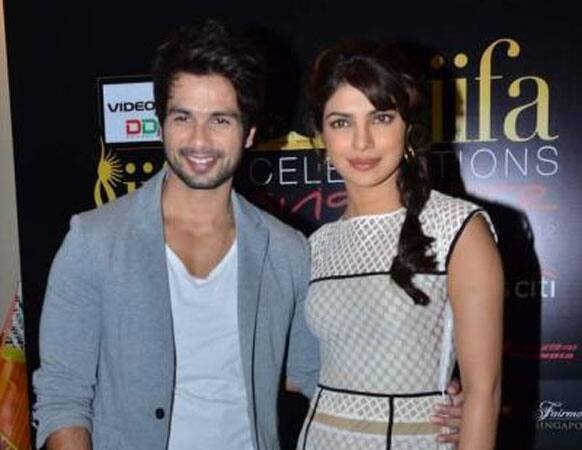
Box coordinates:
[125,118,160,138]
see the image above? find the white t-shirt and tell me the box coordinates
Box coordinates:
[166,240,254,450]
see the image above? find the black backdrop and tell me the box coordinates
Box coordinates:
[5,1,582,448]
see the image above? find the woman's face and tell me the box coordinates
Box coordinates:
[321,83,407,193]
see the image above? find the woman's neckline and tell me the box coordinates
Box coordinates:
[339,205,407,222]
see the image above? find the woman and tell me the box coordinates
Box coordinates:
[298,41,503,449]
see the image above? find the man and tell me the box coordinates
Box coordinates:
[33,20,462,450]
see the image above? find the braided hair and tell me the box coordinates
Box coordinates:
[308,40,436,305]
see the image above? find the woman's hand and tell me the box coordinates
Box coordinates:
[431,378,463,443]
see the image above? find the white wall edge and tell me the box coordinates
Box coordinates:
[0,0,21,326]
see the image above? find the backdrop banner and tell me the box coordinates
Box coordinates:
[5,2,580,448]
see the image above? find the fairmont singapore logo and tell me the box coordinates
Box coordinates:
[535,401,582,431]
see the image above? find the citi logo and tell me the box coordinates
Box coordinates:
[512,271,557,300]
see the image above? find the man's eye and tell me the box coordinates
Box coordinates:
[173,115,188,123]
[213,116,232,125]
[329,118,349,129]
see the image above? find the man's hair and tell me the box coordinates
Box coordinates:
[152,19,265,135]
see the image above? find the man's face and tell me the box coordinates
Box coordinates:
[162,72,255,190]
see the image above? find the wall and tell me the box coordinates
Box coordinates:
[0,0,20,323]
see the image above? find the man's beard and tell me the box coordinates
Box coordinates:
[165,147,241,190]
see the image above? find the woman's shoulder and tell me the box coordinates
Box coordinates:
[422,190,496,269]
[422,190,493,234]
[308,219,339,247]
[423,190,483,218]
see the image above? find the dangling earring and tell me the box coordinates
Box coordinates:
[407,145,416,160]
[404,125,416,163]
[403,145,416,164]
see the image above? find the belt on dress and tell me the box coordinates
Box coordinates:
[301,383,449,450]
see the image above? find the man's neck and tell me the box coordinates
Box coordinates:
[162,171,235,230]
[162,170,237,278]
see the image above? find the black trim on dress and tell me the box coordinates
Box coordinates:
[310,270,447,285]
[445,208,485,268]
[302,384,446,449]
[386,396,394,450]
[302,387,323,450]
[317,383,443,398]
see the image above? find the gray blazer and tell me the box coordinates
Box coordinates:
[33,170,319,450]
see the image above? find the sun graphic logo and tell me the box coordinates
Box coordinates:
[94,139,124,206]
[93,137,161,207]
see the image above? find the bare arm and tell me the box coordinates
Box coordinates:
[448,215,504,450]
[46,426,91,450]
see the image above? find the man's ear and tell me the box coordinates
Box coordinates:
[159,117,164,144]
[244,127,257,149]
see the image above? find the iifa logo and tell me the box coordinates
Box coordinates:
[431,38,557,144]
[93,138,161,207]
[430,38,559,180]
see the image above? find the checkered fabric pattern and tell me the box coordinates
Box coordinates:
[298,191,493,449]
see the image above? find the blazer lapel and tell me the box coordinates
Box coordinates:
[128,170,175,390]
[233,193,269,413]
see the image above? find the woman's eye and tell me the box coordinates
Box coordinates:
[329,118,349,129]
[374,113,395,124]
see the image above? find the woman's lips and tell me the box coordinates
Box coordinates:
[347,157,381,171]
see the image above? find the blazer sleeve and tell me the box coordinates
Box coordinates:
[32,215,102,448]
[285,232,320,398]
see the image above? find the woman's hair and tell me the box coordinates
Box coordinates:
[308,40,436,305]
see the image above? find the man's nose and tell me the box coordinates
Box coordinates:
[188,123,211,149]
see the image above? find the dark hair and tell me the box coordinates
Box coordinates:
[152,19,265,136]
[309,40,436,305]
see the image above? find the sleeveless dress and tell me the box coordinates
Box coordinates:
[297,191,494,450]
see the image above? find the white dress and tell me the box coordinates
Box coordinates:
[298,191,494,450]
